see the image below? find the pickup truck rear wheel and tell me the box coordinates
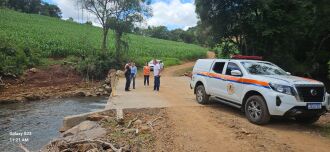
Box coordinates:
[295,116,320,124]
[244,95,270,125]
[196,85,210,104]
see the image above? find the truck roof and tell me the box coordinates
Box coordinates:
[197,59,266,62]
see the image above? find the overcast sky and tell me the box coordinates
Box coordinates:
[44,0,198,30]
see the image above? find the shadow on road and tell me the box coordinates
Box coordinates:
[199,98,330,137]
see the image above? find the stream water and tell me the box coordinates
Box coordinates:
[0,97,107,152]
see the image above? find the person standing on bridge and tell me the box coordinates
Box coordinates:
[153,59,162,92]
[143,62,150,86]
[130,62,137,89]
[124,61,132,91]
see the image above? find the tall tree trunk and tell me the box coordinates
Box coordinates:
[102,28,109,51]
[115,31,123,62]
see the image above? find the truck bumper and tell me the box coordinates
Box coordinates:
[283,106,327,117]
[265,92,329,116]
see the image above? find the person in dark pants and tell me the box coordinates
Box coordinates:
[143,62,150,86]
[153,59,161,91]
[130,62,137,89]
[124,62,131,91]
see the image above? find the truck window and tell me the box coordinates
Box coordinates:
[212,62,225,74]
[226,62,242,76]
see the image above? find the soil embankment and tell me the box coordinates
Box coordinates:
[0,65,107,103]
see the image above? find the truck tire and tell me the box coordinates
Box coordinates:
[295,116,320,124]
[244,95,270,125]
[195,85,210,104]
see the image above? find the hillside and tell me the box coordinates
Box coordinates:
[0,9,207,67]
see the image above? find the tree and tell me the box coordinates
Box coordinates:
[148,26,170,40]
[195,0,330,89]
[40,2,62,18]
[79,0,151,56]
[85,21,93,25]
[66,17,74,22]
[1,0,62,18]
[169,29,184,41]
[0,0,8,7]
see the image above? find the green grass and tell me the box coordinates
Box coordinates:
[0,9,207,65]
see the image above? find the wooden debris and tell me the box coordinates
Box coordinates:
[116,108,124,125]
[126,117,138,128]
[147,117,163,130]
[64,140,123,152]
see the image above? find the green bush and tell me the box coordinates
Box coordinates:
[215,39,239,58]
[163,58,181,67]
[0,37,41,76]
[76,52,119,80]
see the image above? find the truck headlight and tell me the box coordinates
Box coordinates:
[269,83,295,95]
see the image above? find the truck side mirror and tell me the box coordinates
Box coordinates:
[231,70,242,76]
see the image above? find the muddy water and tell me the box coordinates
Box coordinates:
[0,97,107,152]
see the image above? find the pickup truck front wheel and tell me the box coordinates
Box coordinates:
[196,85,210,104]
[245,95,270,125]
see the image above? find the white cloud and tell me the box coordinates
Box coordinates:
[53,0,100,26]
[147,0,198,30]
[52,0,198,30]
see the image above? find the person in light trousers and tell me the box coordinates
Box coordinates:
[153,59,162,91]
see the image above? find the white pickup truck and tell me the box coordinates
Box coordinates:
[190,59,330,125]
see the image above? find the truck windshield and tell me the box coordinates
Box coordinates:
[241,61,288,75]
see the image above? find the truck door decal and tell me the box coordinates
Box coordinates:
[197,72,271,89]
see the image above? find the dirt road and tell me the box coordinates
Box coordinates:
[156,60,330,152]
[110,52,330,152]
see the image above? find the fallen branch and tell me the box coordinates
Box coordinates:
[147,117,163,130]
[126,117,138,128]
[95,140,123,152]
[116,108,124,125]
[18,144,30,152]
[65,139,123,152]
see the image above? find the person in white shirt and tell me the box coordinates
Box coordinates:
[159,61,164,70]
[153,59,161,91]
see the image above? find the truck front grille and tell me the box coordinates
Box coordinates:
[295,85,325,102]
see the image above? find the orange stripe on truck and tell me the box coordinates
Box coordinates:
[197,72,270,88]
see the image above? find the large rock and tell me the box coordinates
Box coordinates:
[62,121,98,137]
[104,86,111,92]
[66,127,106,141]
[24,94,41,101]
[29,68,38,73]
[62,121,106,141]
[75,91,86,97]
[85,92,92,97]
